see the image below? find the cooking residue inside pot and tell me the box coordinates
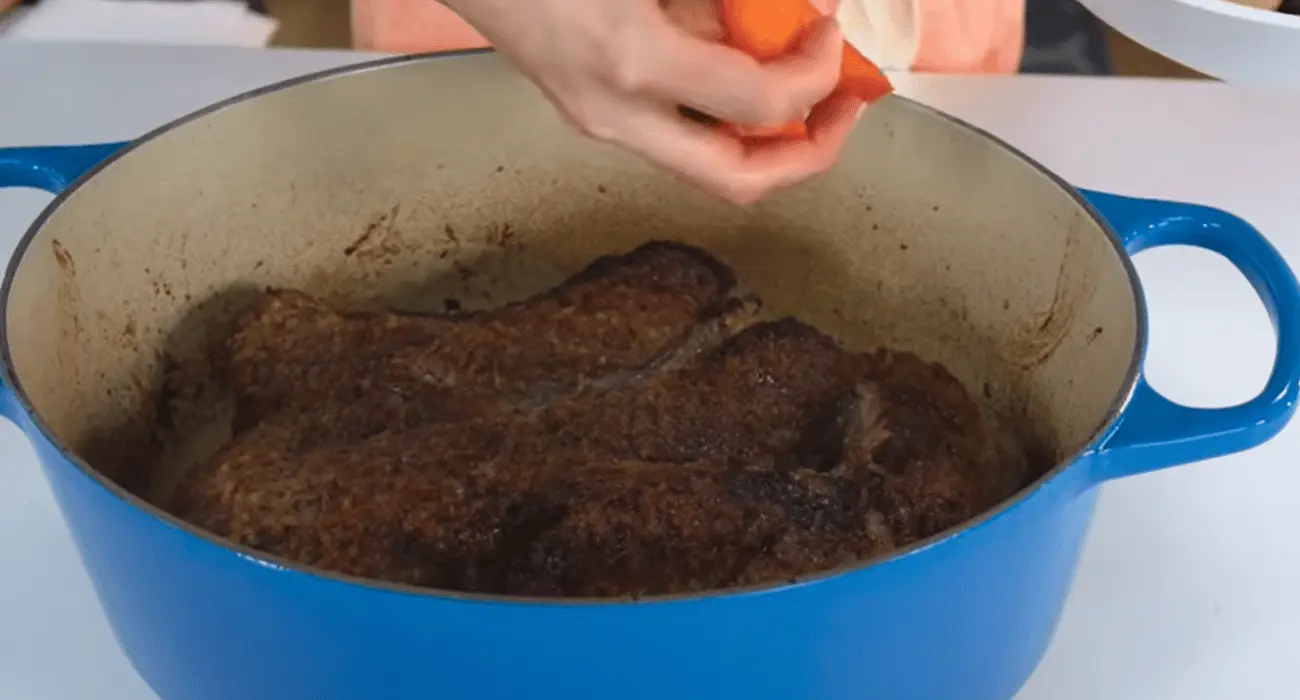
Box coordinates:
[167,242,1037,598]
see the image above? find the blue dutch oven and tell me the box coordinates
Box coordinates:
[0,53,1296,700]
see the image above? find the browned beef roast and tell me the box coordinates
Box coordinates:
[170,242,1031,597]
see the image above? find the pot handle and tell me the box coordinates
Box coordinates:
[0,142,130,193]
[1082,189,1300,481]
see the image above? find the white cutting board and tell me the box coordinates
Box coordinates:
[1078,0,1300,86]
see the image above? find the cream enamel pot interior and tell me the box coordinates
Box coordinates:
[0,52,1296,700]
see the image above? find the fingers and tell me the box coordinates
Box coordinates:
[610,92,864,205]
[559,0,863,204]
[631,13,844,127]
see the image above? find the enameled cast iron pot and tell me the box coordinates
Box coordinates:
[0,52,1297,700]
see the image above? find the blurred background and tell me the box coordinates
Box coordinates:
[0,0,1213,79]
[265,0,1209,78]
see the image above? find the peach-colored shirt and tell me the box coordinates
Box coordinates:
[352,0,1025,74]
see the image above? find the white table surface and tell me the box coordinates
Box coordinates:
[2,40,1299,700]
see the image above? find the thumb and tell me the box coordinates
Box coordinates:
[809,0,840,14]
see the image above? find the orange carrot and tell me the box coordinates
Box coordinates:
[839,48,893,102]
[715,0,893,139]
[718,0,823,60]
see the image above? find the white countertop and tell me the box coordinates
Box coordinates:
[2,41,1300,700]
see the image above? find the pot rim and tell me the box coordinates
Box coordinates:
[0,49,1146,606]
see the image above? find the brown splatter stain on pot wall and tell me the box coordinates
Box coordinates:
[151,278,176,301]
[52,239,75,277]
[345,215,383,256]
[344,204,403,257]
[485,223,517,249]
[51,238,84,341]
[1004,227,1100,369]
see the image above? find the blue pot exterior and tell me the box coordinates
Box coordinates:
[3,66,1299,700]
[29,408,1101,700]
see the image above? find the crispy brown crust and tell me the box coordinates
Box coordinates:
[171,242,1028,597]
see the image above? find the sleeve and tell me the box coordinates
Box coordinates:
[351,0,489,53]
[836,0,1026,74]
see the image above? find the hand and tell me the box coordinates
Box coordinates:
[442,0,864,204]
